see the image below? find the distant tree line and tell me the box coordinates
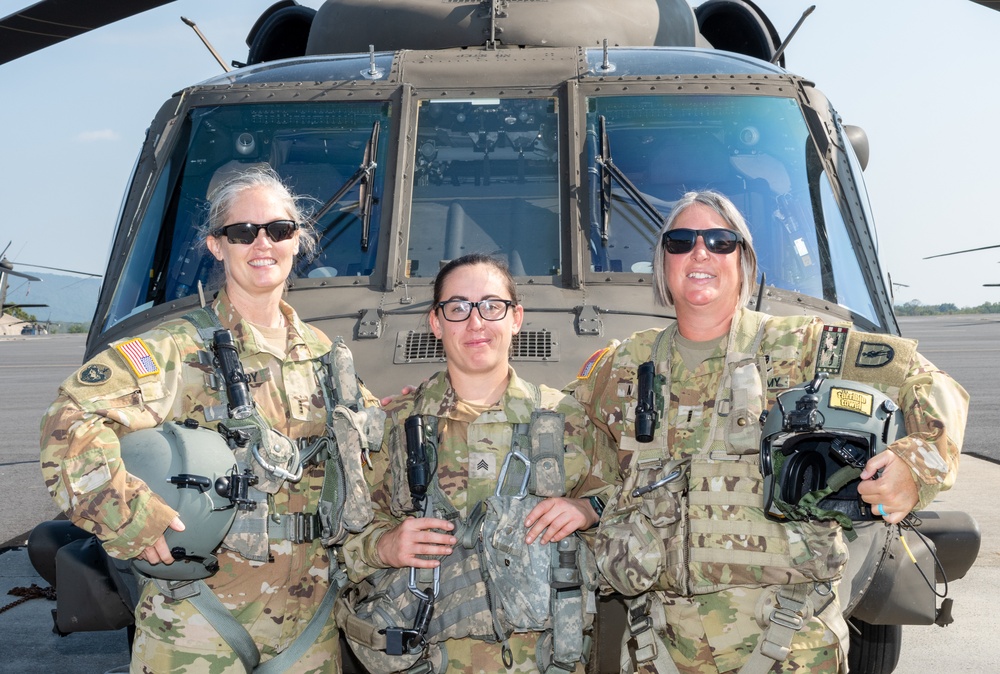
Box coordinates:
[4,307,87,333]
[894,300,1000,316]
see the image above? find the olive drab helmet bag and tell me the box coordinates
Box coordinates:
[120,420,248,581]
[760,376,905,529]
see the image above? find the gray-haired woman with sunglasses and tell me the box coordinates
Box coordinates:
[570,190,968,673]
[39,166,380,672]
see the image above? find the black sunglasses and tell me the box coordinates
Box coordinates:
[662,228,743,255]
[213,220,299,245]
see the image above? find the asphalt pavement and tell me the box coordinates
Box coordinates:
[1,316,997,673]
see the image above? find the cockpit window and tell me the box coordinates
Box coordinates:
[586,94,879,324]
[406,97,561,277]
[103,101,391,331]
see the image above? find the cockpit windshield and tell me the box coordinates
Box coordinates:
[586,94,879,324]
[406,97,561,278]
[103,100,391,331]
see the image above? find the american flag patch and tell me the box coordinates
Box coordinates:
[115,338,160,378]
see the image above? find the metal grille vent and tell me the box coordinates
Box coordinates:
[394,330,558,364]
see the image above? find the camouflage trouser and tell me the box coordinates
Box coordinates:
[623,585,845,674]
[129,584,341,674]
[429,634,586,674]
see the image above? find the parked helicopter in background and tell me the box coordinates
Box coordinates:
[1,1,981,672]
[0,242,46,314]
[925,244,1000,287]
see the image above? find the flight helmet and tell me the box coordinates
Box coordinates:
[120,420,255,580]
[760,375,905,529]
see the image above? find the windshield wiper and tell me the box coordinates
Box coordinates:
[313,120,381,252]
[595,114,667,245]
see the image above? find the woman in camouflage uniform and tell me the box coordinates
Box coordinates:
[39,167,378,673]
[570,191,968,674]
[342,254,617,673]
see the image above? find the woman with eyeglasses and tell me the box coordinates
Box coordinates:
[39,166,382,672]
[570,190,968,673]
[340,253,617,674]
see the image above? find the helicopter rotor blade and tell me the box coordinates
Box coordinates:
[10,262,102,277]
[923,243,1000,260]
[1,267,42,282]
[0,0,176,65]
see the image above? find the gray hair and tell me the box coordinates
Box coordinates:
[200,165,319,259]
[652,190,758,309]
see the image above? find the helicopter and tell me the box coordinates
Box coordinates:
[924,245,1000,288]
[0,243,47,315]
[0,242,103,321]
[0,1,982,673]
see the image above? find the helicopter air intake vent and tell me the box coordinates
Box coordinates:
[394,330,558,364]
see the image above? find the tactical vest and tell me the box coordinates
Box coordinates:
[594,310,851,674]
[596,310,847,598]
[340,381,597,674]
[182,305,383,564]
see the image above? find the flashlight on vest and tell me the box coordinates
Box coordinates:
[405,415,429,509]
[635,361,658,443]
[212,329,254,420]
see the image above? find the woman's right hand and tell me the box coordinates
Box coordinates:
[136,516,185,565]
[377,517,456,569]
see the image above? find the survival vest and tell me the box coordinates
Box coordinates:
[338,379,597,674]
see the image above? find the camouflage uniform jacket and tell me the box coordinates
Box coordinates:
[39,288,378,659]
[572,308,968,597]
[342,367,617,673]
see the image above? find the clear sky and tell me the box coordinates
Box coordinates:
[1,0,998,308]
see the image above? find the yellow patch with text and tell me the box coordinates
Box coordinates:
[829,387,873,416]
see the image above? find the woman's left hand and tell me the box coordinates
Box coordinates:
[857,450,919,525]
[523,497,597,544]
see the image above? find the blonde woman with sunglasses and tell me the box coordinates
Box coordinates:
[39,166,380,672]
[570,190,968,674]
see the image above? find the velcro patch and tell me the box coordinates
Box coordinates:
[115,338,160,378]
[577,347,610,379]
[470,452,497,480]
[854,341,895,368]
[815,325,848,375]
[78,364,112,385]
[829,387,873,416]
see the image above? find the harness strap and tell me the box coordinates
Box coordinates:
[739,583,812,674]
[623,594,681,674]
[181,571,343,674]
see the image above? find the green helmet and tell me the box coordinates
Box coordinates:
[760,376,905,529]
[120,420,253,581]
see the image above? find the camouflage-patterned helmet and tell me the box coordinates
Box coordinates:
[120,420,245,580]
[760,376,905,529]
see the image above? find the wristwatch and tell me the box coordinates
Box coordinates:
[587,495,606,526]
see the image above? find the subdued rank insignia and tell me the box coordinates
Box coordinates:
[829,386,874,416]
[78,364,112,385]
[815,325,848,375]
[470,452,497,480]
[855,342,895,368]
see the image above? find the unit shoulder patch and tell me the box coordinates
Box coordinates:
[815,325,849,376]
[577,347,610,380]
[78,364,112,385]
[854,341,895,368]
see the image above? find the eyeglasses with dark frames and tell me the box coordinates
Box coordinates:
[662,228,743,255]
[212,220,300,245]
[436,299,514,322]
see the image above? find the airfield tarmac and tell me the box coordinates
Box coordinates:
[1,315,997,673]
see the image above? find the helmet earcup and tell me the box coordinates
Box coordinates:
[779,447,826,506]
